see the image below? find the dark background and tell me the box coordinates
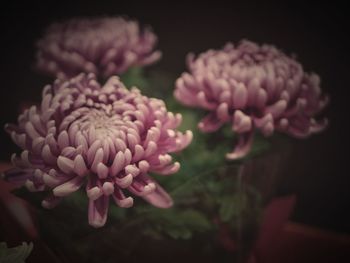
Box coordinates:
[0,1,349,234]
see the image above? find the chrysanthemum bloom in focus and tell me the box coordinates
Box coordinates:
[2,73,192,227]
[36,17,161,79]
[175,40,328,159]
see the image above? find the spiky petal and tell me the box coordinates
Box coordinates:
[174,40,328,159]
[3,73,192,227]
[36,17,162,79]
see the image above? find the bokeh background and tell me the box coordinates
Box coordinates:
[1,1,349,234]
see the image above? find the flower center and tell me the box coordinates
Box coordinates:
[82,108,125,140]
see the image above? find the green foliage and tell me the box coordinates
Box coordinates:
[136,208,212,240]
[120,67,149,91]
[219,195,238,222]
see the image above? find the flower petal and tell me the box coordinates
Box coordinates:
[142,181,174,208]
[88,195,109,228]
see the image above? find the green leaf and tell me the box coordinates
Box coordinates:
[120,67,148,90]
[219,195,238,222]
[109,205,127,221]
[137,208,213,240]
[0,242,33,263]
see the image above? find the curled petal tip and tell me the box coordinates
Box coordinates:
[117,197,134,208]
[174,39,329,159]
[36,17,161,78]
[185,130,193,144]
[90,220,106,228]
[102,182,114,195]
[5,73,190,227]
[53,176,83,197]
[143,184,174,208]
[198,114,223,132]
[226,132,254,160]
[88,196,109,228]
[42,195,61,209]
[310,118,328,133]
[87,186,103,201]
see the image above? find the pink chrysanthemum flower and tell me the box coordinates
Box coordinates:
[36,17,162,79]
[174,40,328,160]
[2,73,192,227]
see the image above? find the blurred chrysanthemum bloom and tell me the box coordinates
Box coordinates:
[174,40,328,160]
[2,73,192,227]
[36,17,161,79]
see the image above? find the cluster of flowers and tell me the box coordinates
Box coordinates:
[2,17,328,227]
